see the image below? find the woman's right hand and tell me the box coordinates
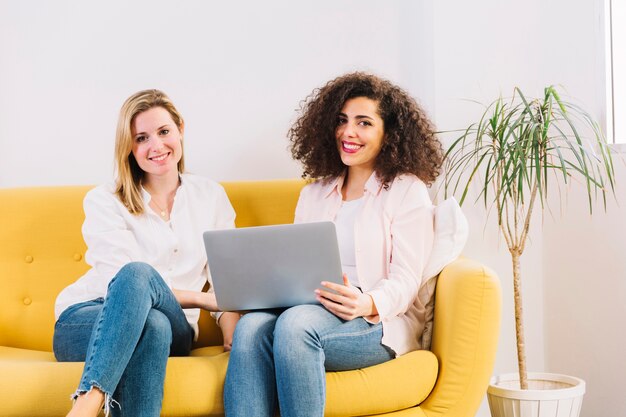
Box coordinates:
[217,312,241,351]
[315,274,378,321]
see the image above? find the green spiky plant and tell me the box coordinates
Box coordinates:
[444,86,616,389]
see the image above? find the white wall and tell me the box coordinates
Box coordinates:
[1,1,622,417]
[543,164,626,416]
[0,0,434,186]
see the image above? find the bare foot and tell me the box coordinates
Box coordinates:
[67,387,104,417]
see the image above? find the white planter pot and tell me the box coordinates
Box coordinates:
[487,372,585,417]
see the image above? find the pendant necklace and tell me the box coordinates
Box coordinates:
[151,198,169,219]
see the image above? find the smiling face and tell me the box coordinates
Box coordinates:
[131,106,183,182]
[335,96,385,174]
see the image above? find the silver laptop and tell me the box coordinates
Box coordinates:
[203,221,343,311]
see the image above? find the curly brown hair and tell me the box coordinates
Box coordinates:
[288,72,443,186]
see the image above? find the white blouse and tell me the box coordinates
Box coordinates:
[334,197,365,287]
[54,174,236,337]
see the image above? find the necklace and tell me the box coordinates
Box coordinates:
[143,180,179,219]
[150,198,169,219]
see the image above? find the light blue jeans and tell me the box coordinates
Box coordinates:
[53,262,194,417]
[224,304,395,417]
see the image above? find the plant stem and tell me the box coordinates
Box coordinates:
[511,249,528,389]
[519,183,538,253]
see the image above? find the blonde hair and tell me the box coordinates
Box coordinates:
[114,89,185,215]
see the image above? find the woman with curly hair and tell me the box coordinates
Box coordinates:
[224,72,444,417]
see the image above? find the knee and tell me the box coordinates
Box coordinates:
[273,305,327,357]
[118,261,158,279]
[275,305,321,340]
[109,262,161,292]
[231,312,277,354]
[142,310,172,354]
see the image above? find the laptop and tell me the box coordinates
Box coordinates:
[203,221,344,311]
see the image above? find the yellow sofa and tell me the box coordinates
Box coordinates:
[0,180,501,417]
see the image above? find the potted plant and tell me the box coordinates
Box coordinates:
[443,86,616,417]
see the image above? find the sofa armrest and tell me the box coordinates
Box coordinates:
[421,257,502,417]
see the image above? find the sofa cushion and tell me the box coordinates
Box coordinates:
[0,346,229,417]
[0,345,437,417]
[419,197,469,351]
[325,349,438,416]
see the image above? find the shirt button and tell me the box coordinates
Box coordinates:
[173,249,178,253]
[73,253,83,261]
[23,297,32,306]
[24,255,34,263]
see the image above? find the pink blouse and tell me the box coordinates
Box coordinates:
[294,173,435,356]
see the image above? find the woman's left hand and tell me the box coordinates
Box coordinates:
[315,274,376,320]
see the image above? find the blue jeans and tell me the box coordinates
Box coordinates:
[224,304,394,417]
[53,262,194,417]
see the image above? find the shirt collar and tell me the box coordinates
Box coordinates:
[364,172,385,196]
[322,176,344,199]
[321,171,385,198]
[140,186,151,203]
[140,174,185,204]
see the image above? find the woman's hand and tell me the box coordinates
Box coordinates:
[315,274,378,320]
[172,288,218,311]
[218,312,241,352]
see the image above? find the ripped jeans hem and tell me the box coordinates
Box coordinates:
[71,383,120,416]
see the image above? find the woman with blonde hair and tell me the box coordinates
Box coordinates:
[53,89,239,417]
